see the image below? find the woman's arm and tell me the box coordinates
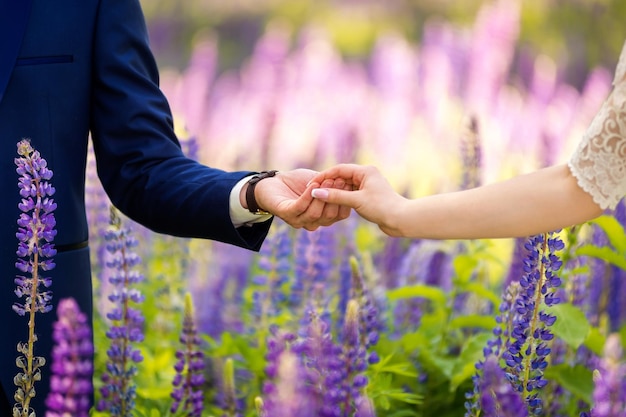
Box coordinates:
[311,163,604,239]
[312,41,626,240]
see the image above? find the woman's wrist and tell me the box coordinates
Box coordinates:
[379,196,411,238]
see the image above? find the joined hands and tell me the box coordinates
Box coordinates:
[245,168,353,231]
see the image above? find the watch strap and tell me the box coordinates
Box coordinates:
[245,170,278,214]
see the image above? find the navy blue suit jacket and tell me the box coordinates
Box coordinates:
[0,0,271,412]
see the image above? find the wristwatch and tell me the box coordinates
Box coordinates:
[245,170,278,215]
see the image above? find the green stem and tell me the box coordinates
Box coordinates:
[22,190,42,417]
[521,234,548,401]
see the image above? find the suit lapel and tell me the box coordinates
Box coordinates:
[0,0,33,104]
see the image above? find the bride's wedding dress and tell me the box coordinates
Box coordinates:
[569,41,626,210]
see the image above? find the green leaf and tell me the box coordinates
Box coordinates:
[590,215,626,253]
[376,394,391,410]
[376,363,419,378]
[388,410,420,417]
[583,326,606,356]
[418,349,457,379]
[544,364,594,404]
[383,390,423,404]
[449,333,491,392]
[453,254,479,284]
[387,284,447,308]
[576,245,626,270]
[546,303,590,349]
[458,282,501,308]
[369,354,419,378]
[448,315,497,331]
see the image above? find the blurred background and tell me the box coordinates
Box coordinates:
[143,0,625,76]
[137,0,626,198]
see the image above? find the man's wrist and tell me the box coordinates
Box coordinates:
[230,176,272,227]
[245,170,278,214]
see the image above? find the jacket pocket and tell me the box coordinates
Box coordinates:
[16,55,73,66]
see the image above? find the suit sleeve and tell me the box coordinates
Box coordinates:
[89,0,271,250]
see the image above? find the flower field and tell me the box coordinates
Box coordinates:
[12,1,626,416]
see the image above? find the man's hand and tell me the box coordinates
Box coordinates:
[244,169,351,231]
[309,164,407,236]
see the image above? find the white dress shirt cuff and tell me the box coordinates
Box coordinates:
[230,176,273,227]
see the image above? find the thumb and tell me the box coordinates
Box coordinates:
[311,188,360,208]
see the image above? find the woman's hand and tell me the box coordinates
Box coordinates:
[309,164,407,236]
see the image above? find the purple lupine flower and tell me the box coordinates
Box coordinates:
[290,305,343,417]
[479,357,528,417]
[336,217,359,326]
[354,395,377,417]
[589,334,626,417]
[45,298,93,417]
[340,299,370,414]
[607,201,626,331]
[13,139,57,417]
[586,226,610,327]
[262,326,297,399]
[350,257,382,365]
[392,240,456,336]
[262,351,316,417]
[194,241,252,337]
[505,237,531,288]
[251,222,293,321]
[459,115,482,190]
[465,283,521,417]
[502,232,564,415]
[96,208,145,417]
[291,227,336,310]
[171,293,205,417]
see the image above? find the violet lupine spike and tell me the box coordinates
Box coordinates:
[605,201,626,332]
[465,282,521,417]
[502,232,564,415]
[251,222,293,322]
[262,351,316,417]
[341,299,370,415]
[354,396,377,417]
[589,334,626,417]
[96,207,145,417]
[460,115,482,190]
[171,293,205,417]
[479,357,528,417]
[291,227,336,311]
[290,305,344,417]
[262,325,297,403]
[349,257,381,365]
[44,297,94,417]
[13,139,57,417]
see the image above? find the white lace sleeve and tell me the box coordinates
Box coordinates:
[568,41,626,210]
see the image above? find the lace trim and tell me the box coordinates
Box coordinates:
[568,42,626,210]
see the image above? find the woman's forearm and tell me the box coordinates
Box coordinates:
[395,164,604,239]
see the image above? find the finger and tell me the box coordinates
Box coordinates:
[307,164,364,187]
[301,179,334,221]
[316,179,352,225]
[289,181,318,216]
[311,187,363,209]
[337,181,354,219]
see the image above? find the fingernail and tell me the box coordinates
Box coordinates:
[311,189,329,199]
